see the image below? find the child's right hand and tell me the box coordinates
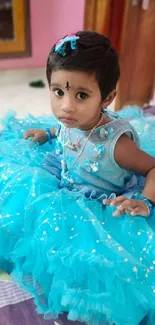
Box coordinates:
[23,129,48,145]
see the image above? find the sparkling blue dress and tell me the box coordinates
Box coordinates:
[0,108,155,325]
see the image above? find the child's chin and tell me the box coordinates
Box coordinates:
[61,119,77,127]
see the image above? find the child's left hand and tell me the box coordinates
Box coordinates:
[103,196,150,217]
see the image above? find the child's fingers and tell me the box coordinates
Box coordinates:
[117,200,149,217]
[112,208,126,217]
[112,198,135,217]
[117,199,137,212]
[110,196,127,207]
[130,207,149,217]
[23,130,36,139]
[112,200,150,218]
[31,133,40,143]
[103,196,126,206]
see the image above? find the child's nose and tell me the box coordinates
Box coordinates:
[61,97,75,113]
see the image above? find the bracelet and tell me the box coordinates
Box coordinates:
[45,128,53,144]
[132,194,155,217]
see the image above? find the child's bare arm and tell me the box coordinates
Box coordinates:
[104,134,155,217]
[24,127,56,145]
[114,134,155,181]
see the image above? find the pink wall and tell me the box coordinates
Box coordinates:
[0,0,85,70]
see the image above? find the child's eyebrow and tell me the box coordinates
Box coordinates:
[76,87,93,94]
[50,83,93,94]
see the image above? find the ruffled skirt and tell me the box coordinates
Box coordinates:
[0,108,155,325]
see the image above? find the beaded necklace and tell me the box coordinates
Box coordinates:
[62,114,104,173]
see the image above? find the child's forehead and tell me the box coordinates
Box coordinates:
[50,69,98,90]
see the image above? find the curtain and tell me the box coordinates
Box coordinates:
[84,0,126,53]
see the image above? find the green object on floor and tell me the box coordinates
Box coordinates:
[29,80,45,88]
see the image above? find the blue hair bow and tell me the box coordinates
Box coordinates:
[55,34,80,56]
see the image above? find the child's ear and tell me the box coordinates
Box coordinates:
[101,90,116,109]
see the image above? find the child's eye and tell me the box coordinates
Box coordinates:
[77,92,88,100]
[53,88,64,97]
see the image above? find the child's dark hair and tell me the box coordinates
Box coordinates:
[46,31,120,100]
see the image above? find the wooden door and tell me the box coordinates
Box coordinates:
[115,0,155,110]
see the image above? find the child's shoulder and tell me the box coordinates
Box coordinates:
[98,109,139,144]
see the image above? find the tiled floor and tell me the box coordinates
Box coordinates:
[0,68,51,118]
[0,68,115,119]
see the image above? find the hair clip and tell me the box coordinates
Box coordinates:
[55,34,80,56]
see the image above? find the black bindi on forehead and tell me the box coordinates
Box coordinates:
[65,81,71,90]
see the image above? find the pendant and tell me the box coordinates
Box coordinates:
[65,142,78,151]
[76,142,81,148]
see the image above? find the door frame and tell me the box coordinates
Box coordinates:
[0,0,31,58]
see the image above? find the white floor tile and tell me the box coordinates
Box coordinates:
[0,68,51,118]
[0,68,115,120]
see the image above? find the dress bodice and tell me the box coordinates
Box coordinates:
[43,110,140,198]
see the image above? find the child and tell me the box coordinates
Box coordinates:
[1,31,155,325]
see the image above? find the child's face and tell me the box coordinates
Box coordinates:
[50,69,114,130]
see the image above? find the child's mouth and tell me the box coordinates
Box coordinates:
[60,117,77,124]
